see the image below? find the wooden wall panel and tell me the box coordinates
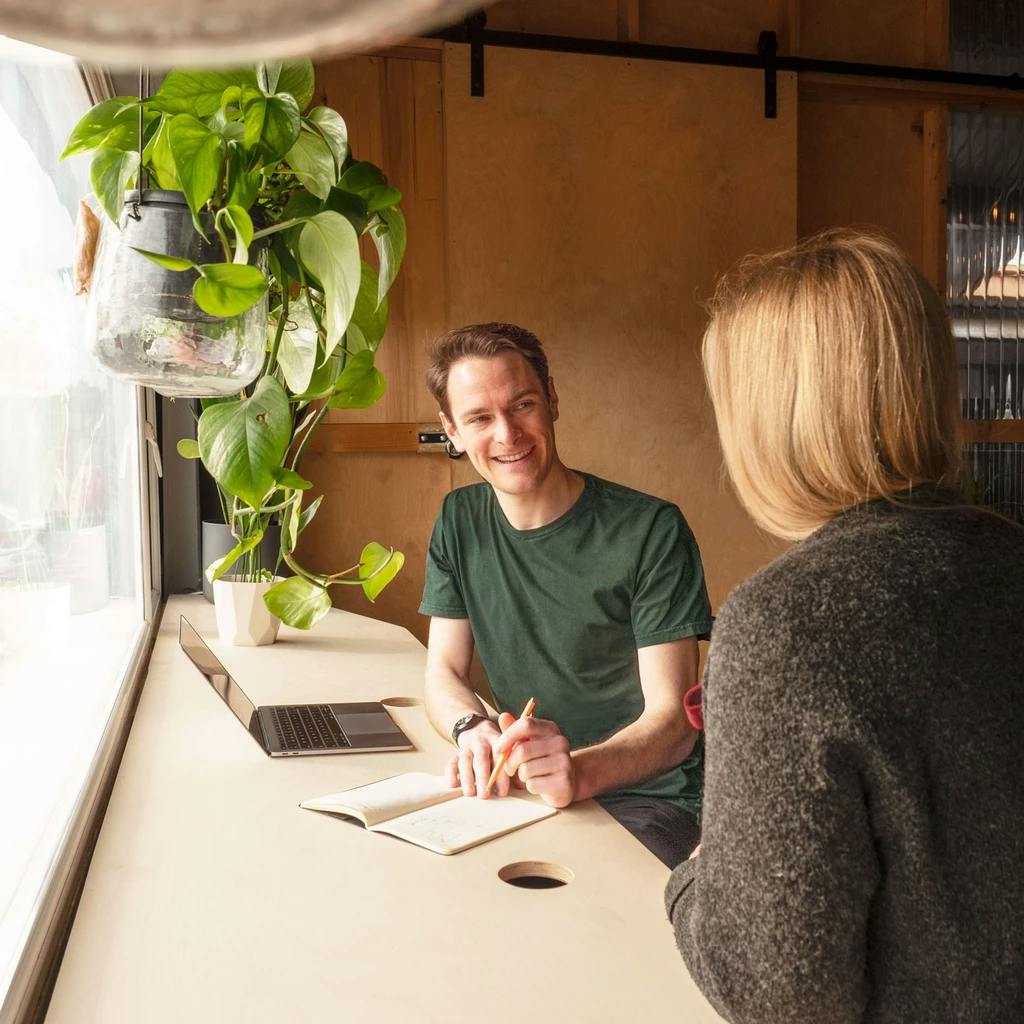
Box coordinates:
[317,47,448,425]
[797,99,926,265]
[301,0,951,643]
[795,0,946,289]
[484,0,620,38]
[798,0,929,65]
[306,49,454,645]
[642,0,788,53]
[921,106,948,292]
[484,0,796,53]
[296,452,452,643]
[443,44,794,608]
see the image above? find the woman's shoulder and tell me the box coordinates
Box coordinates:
[706,527,875,722]
[726,498,1017,610]
[715,528,837,633]
[714,498,1024,679]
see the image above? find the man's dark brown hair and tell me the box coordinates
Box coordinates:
[426,322,551,417]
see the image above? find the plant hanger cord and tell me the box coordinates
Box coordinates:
[132,66,151,218]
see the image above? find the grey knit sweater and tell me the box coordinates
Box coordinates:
[665,492,1024,1023]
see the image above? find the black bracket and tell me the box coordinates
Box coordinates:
[416,427,464,458]
[758,30,778,119]
[468,11,487,97]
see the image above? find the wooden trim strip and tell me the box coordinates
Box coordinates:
[616,1,641,43]
[313,421,1024,449]
[800,72,1024,111]
[313,422,1024,450]
[309,422,449,454]
[961,420,1024,443]
[921,106,947,294]
[366,39,443,62]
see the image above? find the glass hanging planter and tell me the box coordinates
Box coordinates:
[86,189,267,398]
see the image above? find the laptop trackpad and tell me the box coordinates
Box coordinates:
[338,712,401,735]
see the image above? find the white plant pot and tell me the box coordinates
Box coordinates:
[212,576,281,647]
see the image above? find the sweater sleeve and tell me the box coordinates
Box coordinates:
[665,585,880,1024]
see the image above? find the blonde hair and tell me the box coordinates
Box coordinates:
[703,229,962,540]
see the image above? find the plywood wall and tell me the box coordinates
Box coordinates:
[485,0,795,52]
[795,0,947,291]
[300,0,946,647]
[300,45,455,640]
[442,45,795,606]
[314,47,448,424]
[798,99,927,260]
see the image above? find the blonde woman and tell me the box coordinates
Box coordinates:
[666,230,1024,1023]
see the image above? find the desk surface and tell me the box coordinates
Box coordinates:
[46,595,723,1023]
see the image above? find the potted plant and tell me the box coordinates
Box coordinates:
[62,59,405,640]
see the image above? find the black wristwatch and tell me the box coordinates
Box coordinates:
[451,713,489,746]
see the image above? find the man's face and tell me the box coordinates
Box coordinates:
[440,352,560,499]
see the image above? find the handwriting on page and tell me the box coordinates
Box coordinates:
[384,796,553,853]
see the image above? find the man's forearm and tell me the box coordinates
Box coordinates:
[568,636,703,802]
[424,668,492,744]
[571,712,698,802]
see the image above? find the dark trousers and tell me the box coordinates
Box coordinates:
[595,795,700,868]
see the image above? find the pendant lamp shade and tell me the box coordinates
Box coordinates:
[0,0,485,68]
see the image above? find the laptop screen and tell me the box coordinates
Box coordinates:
[178,617,263,745]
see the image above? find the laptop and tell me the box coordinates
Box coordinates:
[178,616,415,757]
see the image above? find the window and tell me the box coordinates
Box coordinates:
[0,39,155,1008]
[948,0,1024,522]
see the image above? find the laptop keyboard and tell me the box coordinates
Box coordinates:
[269,705,351,751]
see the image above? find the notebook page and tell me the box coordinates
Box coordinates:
[301,772,458,827]
[377,795,557,854]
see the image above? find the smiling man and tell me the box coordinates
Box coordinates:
[419,323,713,866]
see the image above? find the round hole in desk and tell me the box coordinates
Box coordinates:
[498,861,574,889]
[380,696,422,707]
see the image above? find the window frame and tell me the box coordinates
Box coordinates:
[0,59,165,1024]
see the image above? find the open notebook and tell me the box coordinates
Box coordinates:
[300,772,557,855]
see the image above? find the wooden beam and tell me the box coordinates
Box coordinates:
[923,0,950,69]
[800,72,1024,111]
[369,39,444,62]
[961,420,1024,444]
[921,106,947,294]
[616,0,641,43]
[777,0,799,55]
[308,422,450,454]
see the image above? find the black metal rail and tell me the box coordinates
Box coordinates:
[427,16,1024,117]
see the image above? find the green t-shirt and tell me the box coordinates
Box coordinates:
[419,472,713,815]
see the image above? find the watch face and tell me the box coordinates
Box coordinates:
[452,713,486,744]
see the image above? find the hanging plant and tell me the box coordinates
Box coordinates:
[63,59,407,629]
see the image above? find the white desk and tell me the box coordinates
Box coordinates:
[46,595,723,1023]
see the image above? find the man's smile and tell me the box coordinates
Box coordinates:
[492,447,535,464]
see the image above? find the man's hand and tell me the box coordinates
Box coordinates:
[446,719,510,799]
[494,712,575,808]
